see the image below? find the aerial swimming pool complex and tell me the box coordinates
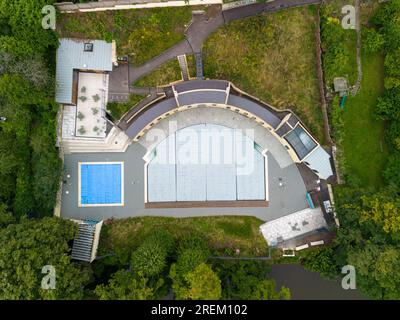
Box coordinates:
[78,162,124,207]
[59,76,335,250]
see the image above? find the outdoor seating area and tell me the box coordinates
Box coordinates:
[75,72,108,138]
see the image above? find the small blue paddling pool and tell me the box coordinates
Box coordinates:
[79,162,124,206]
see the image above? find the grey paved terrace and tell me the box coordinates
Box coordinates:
[61,108,309,222]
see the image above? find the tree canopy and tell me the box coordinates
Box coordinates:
[0,217,91,299]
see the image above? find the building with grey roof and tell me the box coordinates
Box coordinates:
[56,38,114,105]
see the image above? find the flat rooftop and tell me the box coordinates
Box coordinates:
[56,38,113,105]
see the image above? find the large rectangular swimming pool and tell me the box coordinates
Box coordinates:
[79,162,124,207]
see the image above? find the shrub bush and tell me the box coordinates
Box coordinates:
[131,229,174,277]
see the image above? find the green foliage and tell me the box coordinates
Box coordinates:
[330,95,344,143]
[78,126,86,135]
[214,260,290,300]
[106,94,146,120]
[175,249,209,276]
[177,233,209,253]
[0,0,58,56]
[376,87,400,120]
[0,203,14,228]
[77,111,85,120]
[169,234,211,299]
[95,270,161,300]
[58,7,192,65]
[301,247,340,279]
[386,121,400,150]
[0,0,60,219]
[331,186,400,299]
[134,59,182,87]
[203,7,324,140]
[13,165,35,217]
[175,234,209,276]
[371,0,400,52]
[0,217,91,299]
[320,6,357,87]
[362,28,385,54]
[347,244,400,299]
[182,263,222,300]
[131,229,174,277]
[251,279,291,300]
[384,152,400,189]
[216,219,253,238]
[384,50,400,89]
[359,192,400,234]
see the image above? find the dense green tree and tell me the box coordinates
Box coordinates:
[175,233,210,275]
[0,217,91,299]
[251,279,291,300]
[0,203,14,228]
[362,28,385,54]
[301,247,340,279]
[384,50,400,89]
[214,260,290,300]
[182,263,222,300]
[0,50,53,90]
[376,87,400,121]
[384,152,400,189]
[95,270,161,300]
[176,248,209,276]
[359,192,400,234]
[0,0,58,56]
[320,7,355,86]
[371,0,400,52]
[347,244,400,299]
[131,230,174,277]
[13,165,35,217]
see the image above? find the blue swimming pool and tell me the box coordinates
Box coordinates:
[80,163,123,206]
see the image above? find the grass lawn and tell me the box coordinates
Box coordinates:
[98,216,268,263]
[57,8,193,65]
[340,52,387,188]
[134,54,197,87]
[203,6,324,141]
[335,1,388,188]
[106,94,146,120]
[134,59,182,87]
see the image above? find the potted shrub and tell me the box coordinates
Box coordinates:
[92,94,100,102]
[92,107,99,115]
[81,86,86,93]
[79,96,87,102]
[78,126,86,135]
[77,111,85,121]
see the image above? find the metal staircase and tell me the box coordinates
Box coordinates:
[71,220,101,262]
[195,52,204,79]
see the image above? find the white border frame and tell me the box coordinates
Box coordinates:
[78,161,124,207]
